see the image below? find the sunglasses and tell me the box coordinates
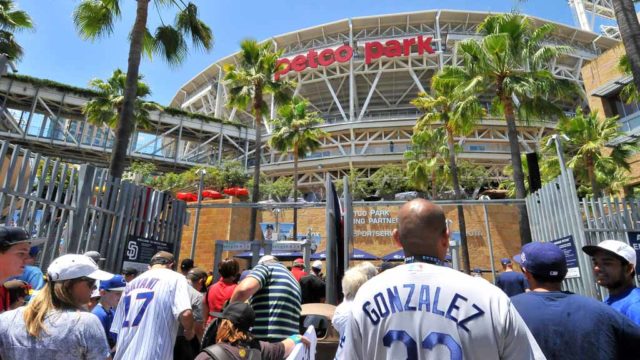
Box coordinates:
[78,277,97,290]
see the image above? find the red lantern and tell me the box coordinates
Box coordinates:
[202,190,223,199]
[176,192,197,202]
[223,187,249,197]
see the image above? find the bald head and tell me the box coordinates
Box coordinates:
[393,199,448,259]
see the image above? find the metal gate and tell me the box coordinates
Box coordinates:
[526,168,639,299]
[0,139,187,272]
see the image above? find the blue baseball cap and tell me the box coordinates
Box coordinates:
[513,242,567,280]
[100,274,126,291]
[500,258,512,265]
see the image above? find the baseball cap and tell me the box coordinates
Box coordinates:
[187,267,208,281]
[47,254,113,282]
[83,251,106,264]
[100,274,126,291]
[181,258,194,271]
[500,258,512,265]
[582,240,637,267]
[29,246,40,258]
[150,251,175,265]
[122,267,139,276]
[258,255,277,265]
[0,226,45,247]
[218,302,255,332]
[293,258,304,267]
[513,242,568,280]
[312,260,323,270]
[239,269,252,282]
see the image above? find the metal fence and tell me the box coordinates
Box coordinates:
[526,168,639,299]
[0,139,187,272]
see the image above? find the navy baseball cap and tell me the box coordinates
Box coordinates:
[100,274,126,291]
[513,242,567,280]
[500,258,512,265]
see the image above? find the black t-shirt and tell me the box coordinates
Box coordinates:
[495,271,528,297]
[195,340,285,360]
[299,274,326,304]
[512,291,640,360]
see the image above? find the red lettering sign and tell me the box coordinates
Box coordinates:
[275,35,434,80]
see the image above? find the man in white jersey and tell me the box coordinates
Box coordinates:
[111,251,195,360]
[340,199,544,360]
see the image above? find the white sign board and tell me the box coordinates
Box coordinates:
[286,325,317,360]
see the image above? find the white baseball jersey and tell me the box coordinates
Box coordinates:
[340,262,545,360]
[111,268,191,360]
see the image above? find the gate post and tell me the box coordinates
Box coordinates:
[67,164,95,254]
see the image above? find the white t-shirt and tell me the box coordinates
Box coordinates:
[111,268,191,360]
[341,262,545,360]
[0,307,110,360]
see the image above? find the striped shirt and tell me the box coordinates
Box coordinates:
[111,268,191,360]
[249,262,301,341]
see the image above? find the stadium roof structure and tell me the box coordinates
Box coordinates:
[170,10,619,191]
[170,9,620,190]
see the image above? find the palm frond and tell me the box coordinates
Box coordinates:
[175,2,213,51]
[153,25,188,67]
[73,0,120,40]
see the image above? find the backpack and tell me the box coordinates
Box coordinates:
[202,343,261,360]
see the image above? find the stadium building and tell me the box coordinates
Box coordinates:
[171,10,618,198]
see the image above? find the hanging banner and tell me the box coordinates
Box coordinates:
[261,222,295,241]
[625,232,640,279]
[550,235,580,278]
[261,223,276,241]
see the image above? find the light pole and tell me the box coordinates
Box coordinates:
[189,168,206,259]
[547,134,570,176]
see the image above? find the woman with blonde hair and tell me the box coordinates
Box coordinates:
[196,302,309,360]
[0,254,113,359]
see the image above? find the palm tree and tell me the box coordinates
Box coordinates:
[84,69,161,136]
[269,97,327,238]
[619,54,640,104]
[549,108,639,197]
[404,127,449,199]
[74,0,212,178]
[0,0,33,61]
[612,0,640,92]
[452,13,575,245]
[411,69,484,273]
[224,39,294,241]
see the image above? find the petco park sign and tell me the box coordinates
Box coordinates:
[275,35,435,80]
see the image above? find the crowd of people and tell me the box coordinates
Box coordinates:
[1,198,640,359]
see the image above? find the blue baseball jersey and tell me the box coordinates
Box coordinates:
[605,287,640,326]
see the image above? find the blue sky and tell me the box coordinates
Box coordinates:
[14,1,603,106]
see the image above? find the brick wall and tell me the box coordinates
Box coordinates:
[581,43,640,186]
[181,202,524,277]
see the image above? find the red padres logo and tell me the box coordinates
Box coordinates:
[275,35,435,80]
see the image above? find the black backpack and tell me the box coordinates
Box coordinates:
[201,343,261,360]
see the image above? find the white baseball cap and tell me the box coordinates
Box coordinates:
[47,254,113,282]
[258,255,277,265]
[312,260,323,269]
[583,240,637,267]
